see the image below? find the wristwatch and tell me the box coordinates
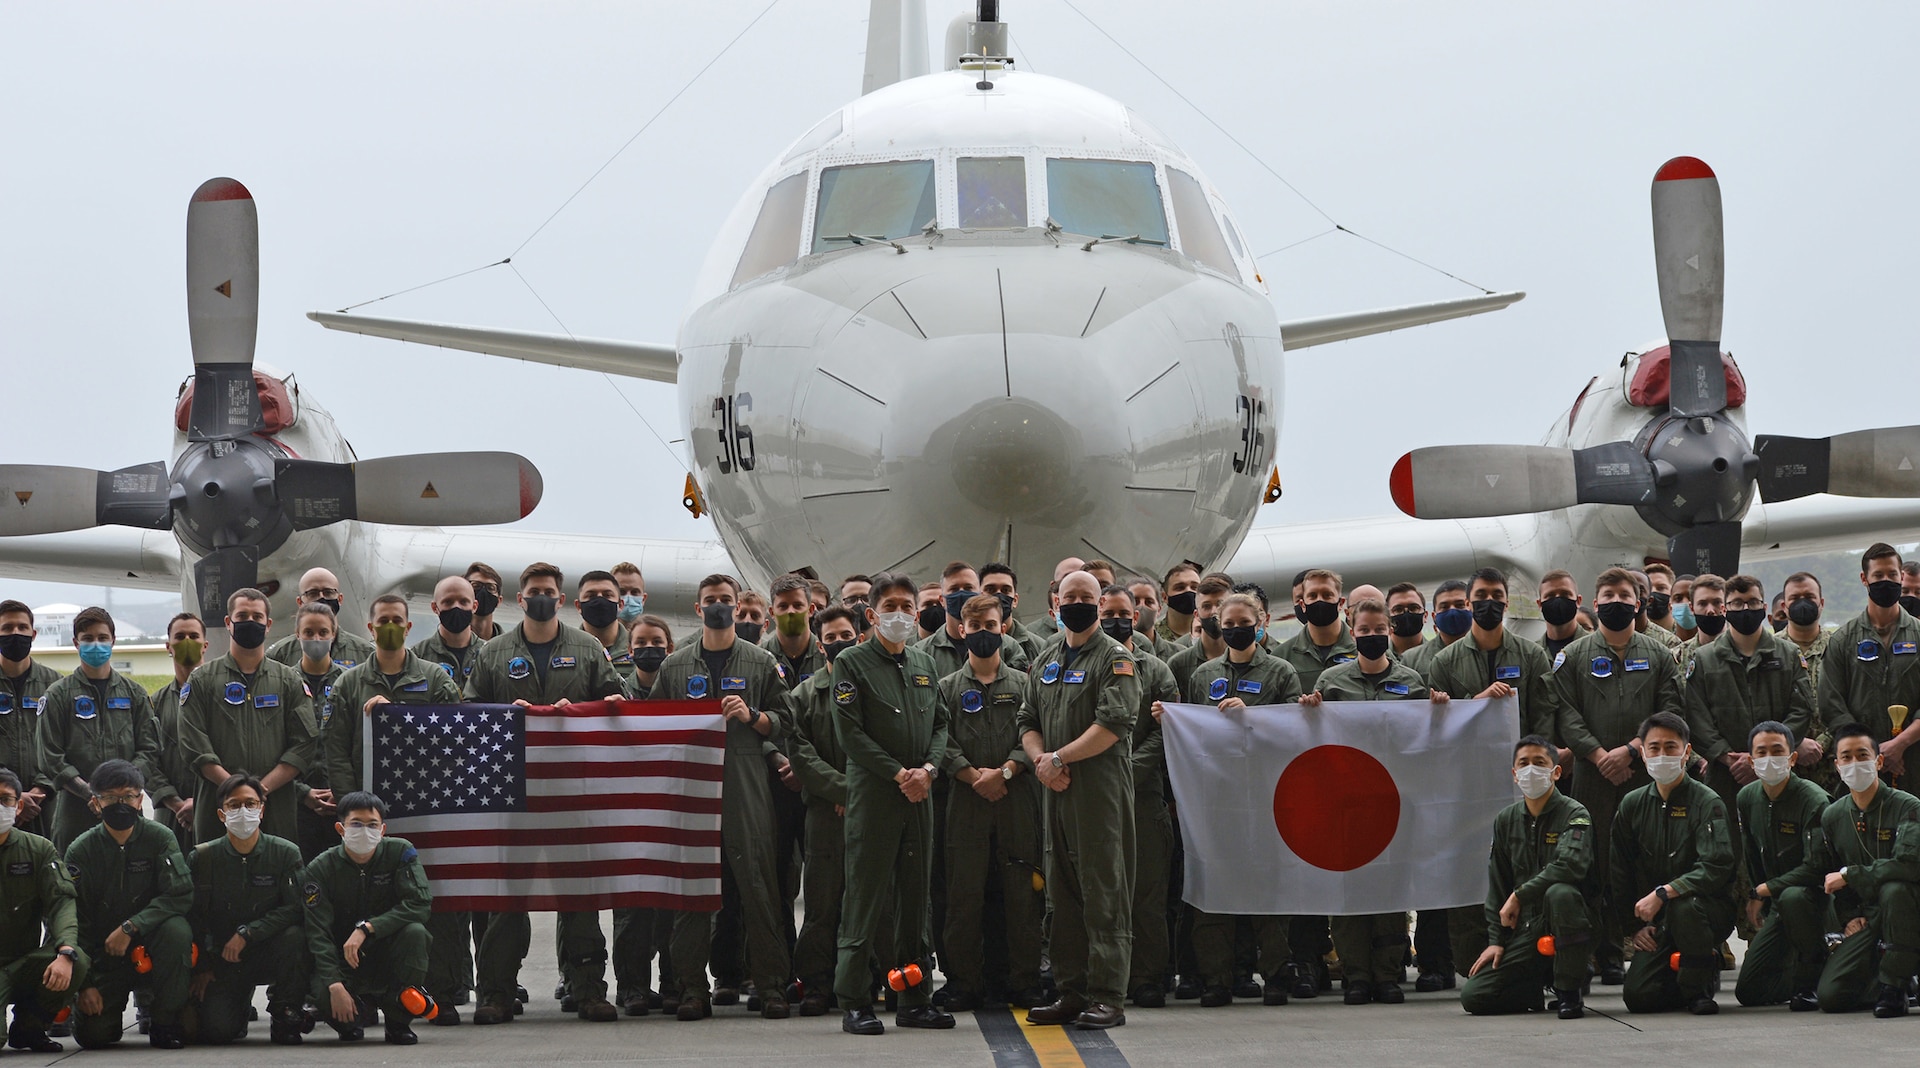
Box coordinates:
[234,924,250,940]
[120,921,137,938]
[1000,764,1014,781]
[356,921,375,937]
[55,947,77,962]
[1654,886,1670,902]
[922,763,938,780]
[1049,753,1065,770]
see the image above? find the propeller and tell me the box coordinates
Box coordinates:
[0,178,545,621]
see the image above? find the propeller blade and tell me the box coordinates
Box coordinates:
[1650,157,1727,418]
[95,462,173,529]
[0,463,174,535]
[276,452,543,530]
[185,178,263,440]
[1756,426,1920,502]
[1668,521,1743,578]
[192,545,259,622]
[1389,443,1655,519]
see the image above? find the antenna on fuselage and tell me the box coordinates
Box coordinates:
[947,1,1013,91]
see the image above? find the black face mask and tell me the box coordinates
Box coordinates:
[1200,616,1222,639]
[1725,608,1767,636]
[1645,591,1671,620]
[917,606,946,633]
[1299,600,1341,628]
[1100,618,1134,644]
[1595,601,1638,633]
[1902,596,1920,619]
[314,596,343,616]
[823,639,858,664]
[1166,590,1197,616]
[1770,617,1787,632]
[474,587,501,617]
[1868,579,1902,608]
[1221,624,1258,651]
[702,602,735,631]
[994,593,1016,621]
[1538,595,1579,627]
[1355,634,1392,660]
[963,630,1002,659]
[522,594,558,623]
[580,598,619,629]
[0,634,31,662]
[99,802,140,832]
[734,621,764,645]
[437,606,473,634]
[1389,612,1425,638]
[1471,599,1506,631]
[943,591,974,620]
[1058,602,1098,634]
[1694,613,1727,638]
[632,646,667,674]
[1787,598,1821,627]
[229,619,268,650]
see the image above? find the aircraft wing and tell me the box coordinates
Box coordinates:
[1279,291,1526,350]
[1227,512,1546,602]
[307,312,677,383]
[0,528,182,591]
[1738,496,1920,559]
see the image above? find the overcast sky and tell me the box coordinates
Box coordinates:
[3,2,1914,612]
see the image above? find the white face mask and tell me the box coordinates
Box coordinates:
[1839,760,1880,794]
[1753,754,1793,787]
[342,824,383,855]
[874,611,917,644]
[0,804,16,835]
[223,806,262,839]
[1645,753,1687,786]
[1515,764,1555,800]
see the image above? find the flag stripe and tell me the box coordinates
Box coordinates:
[525,713,724,733]
[525,791,721,814]
[392,825,721,850]
[523,744,723,766]
[528,777,722,799]
[524,759,724,781]
[525,729,724,748]
[424,858,721,881]
[434,892,721,912]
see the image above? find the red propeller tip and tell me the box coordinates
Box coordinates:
[1654,156,1714,182]
[518,461,540,518]
[1389,453,1417,517]
[191,177,253,203]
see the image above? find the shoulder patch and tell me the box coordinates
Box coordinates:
[400,846,418,864]
[303,879,320,907]
[833,680,857,706]
[1112,659,1134,677]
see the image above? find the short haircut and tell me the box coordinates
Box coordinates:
[697,573,741,596]
[227,587,269,615]
[1433,578,1468,603]
[1725,574,1764,600]
[519,561,564,588]
[0,601,32,625]
[1644,562,1675,582]
[1905,561,1920,578]
[295,602,337,630]
[217,771,266,804]
[806,579,830,602]
[336,791,387,820]
[368,593,409,618]
[1538,569,1574,590]
[1301,568,1343,593]
[1691,574,1725,595]
[1231,582,1269,610]
[1594,567,1639,597]
[1784,571,1821,593]
[869,571,919,601]
[1083,559,1116,577]
[961,593,1005,626]
[1290,569,1310,590]
[1101,584,1136,606]
[1747,720,1796,751]
[71,606,114,639]
[979,562,1017,586]
[769,573,811,601]
[1863,543,1902,572]
[738,590,767,610]
[465,561,503,587]
[838,574,872,593]
[577,569,617,591]
[1638,710,1690,744]
[1196,574,1235,598]
[1162,561,1202,587]
[815,605,856,631]
[918,581,941,595]
[89,758,144,795]
[0,769,22,797]
[1349,596,1387,619]
[1467,567,1507,595]
[1832,721,1878,754]
[167,612,203,637]
[941,560,977,581]
[610,561,643,579]
[1385,582,1423,605]
[1513,734,1554,760]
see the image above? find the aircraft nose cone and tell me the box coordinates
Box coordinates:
[947,399,1076,518]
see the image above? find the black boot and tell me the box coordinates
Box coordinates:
[841,1007,884,1036]
[1875,983,1909,1019]
[1554,987,1584,1020]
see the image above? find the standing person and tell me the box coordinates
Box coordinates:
[1812,724,1920,1017]
[0,769,83,1054]
[1384,584,1429,666]
[1403,580,1470,680]
[1731,721,1828,1011]
[1100,587,1178,1010]
[37,607,161,852]
[303,792,435,1045]
[1536,570,1585,662]
[1820,544,1920,771]
[612,614,677,1015]
[0,601,61,838]
[1778,571,1835,788]
[787,608,862,1017]
[1155,563,1202,651]
[291,603,345,862]
[150,615,205,855]
[980,565,1043,663]
[1644,563,1680,635]
[575,571,633,684]
[185,773,309,1044]
[830,572,954,1036]
[464,563,508,642]
[1164,574,1232,698]
[266,568,374,668]
[414,575,486,686]
[1019,570,1139,1030]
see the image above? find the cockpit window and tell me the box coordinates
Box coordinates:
[812,160,937,253]
[1167,169,1236,276]
[956,157,1027,228]
[1045,159,1168,245]
[731,172,808,289]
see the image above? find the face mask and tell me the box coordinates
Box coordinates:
[1644,753,1686,786]
[1515,764,1554,800]
[522,594,558,623]
[1903,596,1920,618]
[1355,634,1391,660]
[0,804,15,835]
[1645,591,1671,620]
[1538,596,1579,627]
[0,634,29,663]
[1753,754,1793,787]
[342,824,383,855]
[300,638,333,663]
[1222,624,1258,651]
[964,630,1002,659]
[229,619,268,650]
[1434,607,1473,638]
[1058,602,1099,634]
[1471,599,1506,631]
[1694,613,1727,638]
[474,587,501,617]
[1300,600,1341,629]
[99,802,140,832]
[875,611,917,645]
[580,597,620,629]
[734,621,764,645]
[1389,612,1425,638]
[1726,608,1767,636]
[1137,607,1158,633]
[1770,617,1787,633]
[701,602,735,631]
[77,641,113,669]
[1595,601,1638,633]
[943,590,974,621]
[1100,618,1134,644]
[618,593,647,624]
[374,621,408,652]
[1839,760,1880,794]
[994,593,1015,622]
[775,611,808,638]
[1868,579,1902,609]
[170,637,204,668]
[223,806,262,839]
[438,606,473,634]
[917,606,946,633]
[632,646,667,674]
[1166,590,1197,616]
[823,639,857,664]
[1671,603,1696,630]
[313,596,342,616]
[1787,598,1820,627]
[1200,616,1222,640]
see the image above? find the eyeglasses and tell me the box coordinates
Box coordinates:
[96,791,143,806]
[303,587,342,600]
[1388,606,1423,617]
[221,799,264,812]
[470,583,500,595]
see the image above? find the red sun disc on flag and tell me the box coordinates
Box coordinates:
[1272,744,1401,871]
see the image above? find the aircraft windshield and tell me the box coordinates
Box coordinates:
[812,160,937,252]
[957,157,1027,228]
[1167,169,1235,276]
[732,172,808,289]
[1045,159,1167,245]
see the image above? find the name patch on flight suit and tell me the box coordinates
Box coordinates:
[225,682,248,705]
[1040,663,1061,685]
[371,872,393,886]
[1590,657,1613,678]
[960,690,984,713]
[73,696,96,720]
[1778,821,1798,836]
[251,873,277,887]
[912,675,932,688]
[550,656,577,670]
[1544,832,1559,845]
[127,858,151,874]
[1879,828,1895,843]
[1624,659,1650,672]
[1858,640,1882,662]
[1384,682,1410,695]
[1333,653,1357,664]
[107,697,130,710]
[1207,678,1229,701]
[1897,642,1918,656]
[19,698,37,713]
[507,657,532,680]
[832,680,856,706]
[401,680,429,693]
[6,861,31,876]
[1064,670,1087,685]
[1495,665,1522,681]
[1668,806,1688,819]
[1236,680,1263,695]
[1761,657,1782,671]
[719,677,747,692]
[687,675,710,699]
[254,694,279,709]
[992,692,1019,707]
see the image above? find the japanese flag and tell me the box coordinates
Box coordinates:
[1162,696,1518,916]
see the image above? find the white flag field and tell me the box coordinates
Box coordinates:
[1162,696,1518,916]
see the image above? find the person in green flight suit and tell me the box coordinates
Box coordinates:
[787,607,863,1017]
[303,792,434,1045]
[981,564,1044,664]
[0,768,85,1054]
[1100,585,1178,1010]
[1819,544,1920,775]
[150,615,206,855]
[185,772,309,1044]
[0,601,66,839]
[1812,722,1920,1017]
[1731,720,1828,1011]
[1777,572,1836,790]
[264,568,374,670]
[612,614,676,1015]
[412,576,488,687]
[290,603,345,863]
[37,607,162,853]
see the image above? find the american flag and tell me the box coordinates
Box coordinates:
[368,700,724,912]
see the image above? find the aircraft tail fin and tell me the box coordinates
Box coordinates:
[864,0,929,95]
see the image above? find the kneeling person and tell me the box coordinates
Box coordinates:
[1732,721,1828,1011]
[188,773,309,1044]
[0,770,84,1053]
[1814,723,1920,1017]
[304,792,433,1044]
